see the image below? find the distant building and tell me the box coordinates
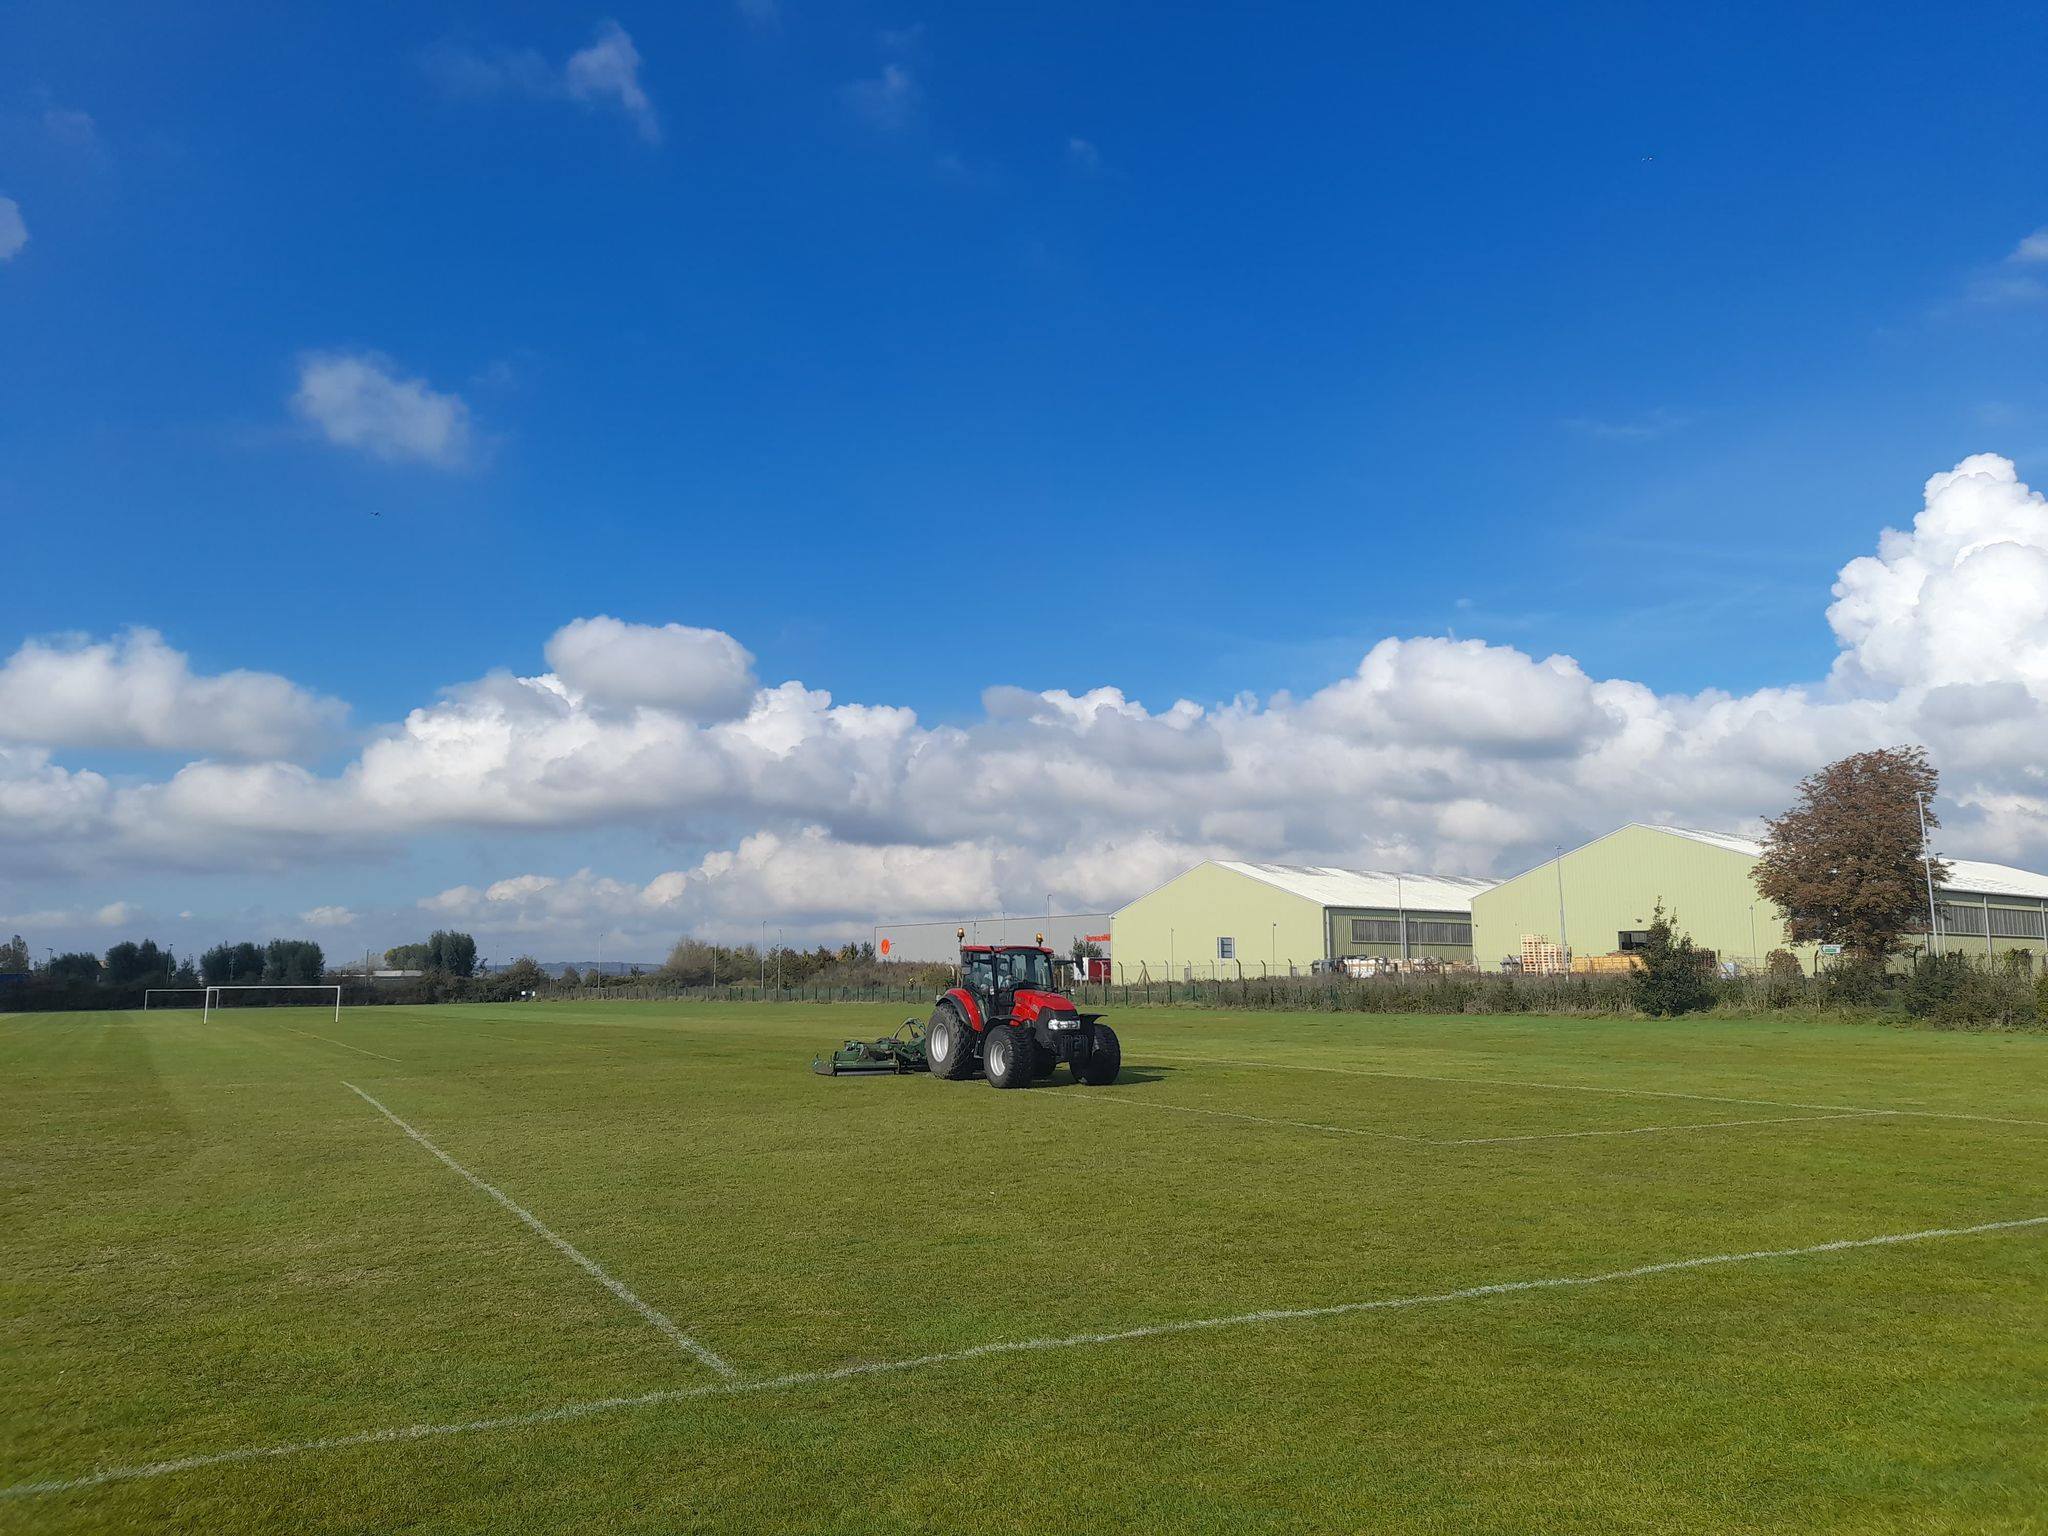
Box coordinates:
[872,913,1114,966]
[1470,823,2048,971]
[1110,861,1495,979]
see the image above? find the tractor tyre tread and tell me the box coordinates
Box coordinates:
[984,1024,1035,1089]
[1077,1022,1122,1085]
[926,1004,979,1081]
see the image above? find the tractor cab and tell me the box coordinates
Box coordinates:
[959,944,1061,1011]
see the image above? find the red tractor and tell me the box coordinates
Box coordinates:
[925,935,1122,1089]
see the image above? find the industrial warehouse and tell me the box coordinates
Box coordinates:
[1107,825,2048,979]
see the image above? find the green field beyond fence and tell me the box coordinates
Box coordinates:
[5,1000,2048,1533]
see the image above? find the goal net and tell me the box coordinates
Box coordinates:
[203,984,343,1024]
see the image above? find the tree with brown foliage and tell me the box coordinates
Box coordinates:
[1753,746,1949,962]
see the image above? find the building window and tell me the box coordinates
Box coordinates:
[1216,936,1235,960]
[1408,920,1472,947]
[1988,906,2047,939]
[1937,903,1987,936]
[1349,917,1471,947]
[1618,930,1652,952]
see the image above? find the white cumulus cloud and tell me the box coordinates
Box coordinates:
[12,455,2048,937]
[292,351,473,468]
[0,629,345,757]
[543,617,758,719]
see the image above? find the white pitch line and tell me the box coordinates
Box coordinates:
[1083,1093,1428,1142]
[1085,1091,1894,1147]
[1431,1110,1895,1146]
[1144,1052,2048,1129]
[278,1027,403,1065]
[341,1082,735,1379]
[8,1212,2045,1502]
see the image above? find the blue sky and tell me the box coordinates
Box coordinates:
[5,2,2048,960]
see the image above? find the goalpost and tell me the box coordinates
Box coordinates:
[202,984,343,1024]
[143,987,210,1011]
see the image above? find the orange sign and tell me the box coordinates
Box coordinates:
[879,938,891,955]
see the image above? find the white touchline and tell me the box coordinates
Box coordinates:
[6,1212,2044,1501]
[1081,1091,1894,1147]
[340,1082,735,1380]
[278,1028,403,1065]
[1144,1053,2048,1129]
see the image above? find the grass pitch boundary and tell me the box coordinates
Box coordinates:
[7,1211,2045,1503]
[342,1082,736,1379]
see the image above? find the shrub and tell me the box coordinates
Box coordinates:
[1630,903,1715,1017]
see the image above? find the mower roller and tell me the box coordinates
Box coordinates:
[810,1018,929,1076]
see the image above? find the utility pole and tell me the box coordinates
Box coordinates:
[1553,848,1569,965]
[1917,793,1942,956]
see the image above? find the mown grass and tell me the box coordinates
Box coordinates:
[2,1001,2046,1534]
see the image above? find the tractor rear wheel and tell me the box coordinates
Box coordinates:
[926,1004,979,1081]
[1075,1022,1121,1085]
[983,1024,1035,1089]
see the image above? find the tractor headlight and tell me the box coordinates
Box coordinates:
[1045,1016,1079,1031]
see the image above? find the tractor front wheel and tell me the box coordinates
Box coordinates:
[926,1005,979,1081]
[983,1025,1035,1089]
[1075,1023,1122,1085]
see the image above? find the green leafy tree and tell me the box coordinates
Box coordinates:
[1630,903,1715,1017]
[262,939,325,984]
[0,934,28,972]
[47,951,102,984]
[425,930,478,977]
[501,956,547,991]
[383,943,432,970]
[1754,746,1949,963]
[201,942,266,984]
[104,939,171,986]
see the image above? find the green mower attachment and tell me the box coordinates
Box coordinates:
[811,1018,930,1076]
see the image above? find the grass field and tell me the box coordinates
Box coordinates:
[4,1000,2046,1534]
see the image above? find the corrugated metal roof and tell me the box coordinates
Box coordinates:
[1644,824,1766,857]
[1214,861,1495,913]
[1641,823,2048,900]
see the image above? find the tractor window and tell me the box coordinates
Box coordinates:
[961,953,994,993]
[995,950,1054,991]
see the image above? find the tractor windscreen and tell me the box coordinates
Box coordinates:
[996,949,1055,992]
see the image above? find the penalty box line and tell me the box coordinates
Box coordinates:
[7,1212,2045,1502]
[341,1082,736,1380]
[1145,1052,2048,1130]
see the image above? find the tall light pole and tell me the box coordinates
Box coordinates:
[1917,792,1942,956]
[1553,847,1569,967]
[759,920,766,989]
[777,928,784,990]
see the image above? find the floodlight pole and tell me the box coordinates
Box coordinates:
[1553,847,1569,963]
[1917,793,1941,957]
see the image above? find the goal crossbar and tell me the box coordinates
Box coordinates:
[203,984,342,1024]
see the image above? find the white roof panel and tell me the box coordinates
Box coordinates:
[1641,824,2048,900]
[1215,861,1495,913]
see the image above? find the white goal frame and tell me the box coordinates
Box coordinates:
[143,987,210,1011]
[203,984,342,1024]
